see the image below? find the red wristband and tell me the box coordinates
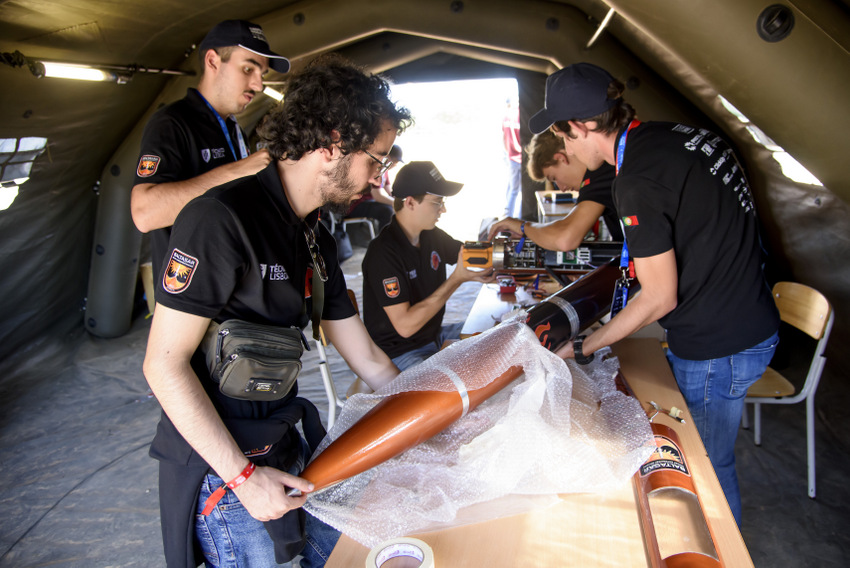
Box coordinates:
[201,462,256,516]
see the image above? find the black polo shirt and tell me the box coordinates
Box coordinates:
[576,162,623,241]
[613,121,779,359]
[362,217,462,358]
[154,160,355,421]
[134,87,248,279]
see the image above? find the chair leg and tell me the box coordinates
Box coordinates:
[753,402,762,446]
[807,395,816,499]
[741,404,749,430]
[367,220,376,239]
[315,340,339,430]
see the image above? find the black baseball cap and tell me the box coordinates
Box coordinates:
[199,20,290,73]
[392,161,463,198]
[528,63,618,134]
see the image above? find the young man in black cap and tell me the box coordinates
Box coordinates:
[143,55,412,567]
[528,62,779,525]
[362,161,496,371]
[487,129,623,250]
[131,19,290,280]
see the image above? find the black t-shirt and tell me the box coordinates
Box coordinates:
[150,162,356,566]
[613,121,779,360]
[576,162,623,241]
[361,217,462,358]
[134,88,248,279]
[154,162,355,424]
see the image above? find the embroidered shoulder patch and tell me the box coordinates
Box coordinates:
[137,154,160,177]
[622,215,639,227]
[383,277,400,298]
[163,249,199,294]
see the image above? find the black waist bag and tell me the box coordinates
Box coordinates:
[203,319,305,401]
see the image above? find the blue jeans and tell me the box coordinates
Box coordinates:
[391,322,464,371]
[503,159,522,217]
[666,331,778,526]
[195,437,340,567]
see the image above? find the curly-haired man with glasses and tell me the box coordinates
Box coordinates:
[142,54,412,568]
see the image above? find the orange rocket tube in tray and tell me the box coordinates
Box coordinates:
[300,259,634,492]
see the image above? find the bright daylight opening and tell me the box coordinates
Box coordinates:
[0,136,48,211]
[391,78,519,242]
[717,95,823,187]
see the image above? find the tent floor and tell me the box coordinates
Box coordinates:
[2,243,848,567]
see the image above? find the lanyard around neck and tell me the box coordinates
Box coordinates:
[198,93,249,161]
[616,120,641,278]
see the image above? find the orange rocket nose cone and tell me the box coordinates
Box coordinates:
[301,365,525,492]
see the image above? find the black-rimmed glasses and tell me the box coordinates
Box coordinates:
[303,224,328,282]
[363,149,395,176]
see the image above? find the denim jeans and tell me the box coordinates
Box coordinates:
[666,331,779,526]
[503,159,522,217]
[391,322,465,371]
[195,437,340,567]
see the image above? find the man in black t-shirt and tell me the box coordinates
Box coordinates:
[488,129,623,248]
[362,161,496,370]
[529,62,779,525]
[142,56,412,568]
[132,20,288,278]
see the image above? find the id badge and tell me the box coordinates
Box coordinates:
[611,275,631,318]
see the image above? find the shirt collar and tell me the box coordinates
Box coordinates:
[256,162,320,228]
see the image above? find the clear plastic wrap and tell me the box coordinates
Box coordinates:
[304,317,655,547]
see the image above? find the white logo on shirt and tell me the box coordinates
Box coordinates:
[201,149,211,163]
[268,264,289,280]
[408,269,417,279]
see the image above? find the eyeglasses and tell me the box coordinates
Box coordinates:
[424,197,446,208]
[363,149,396,176]
[303,224,328,282]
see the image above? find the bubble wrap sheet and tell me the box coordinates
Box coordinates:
[304,319,654,547]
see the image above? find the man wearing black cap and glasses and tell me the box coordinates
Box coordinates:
[142,55,412,568]
[362,161,496,371]
[528,62,779,526]
[131,19,290,281]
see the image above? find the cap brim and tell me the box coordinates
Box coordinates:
[528,108,555,135]
[239,44,291,73]
[428,180,463,197]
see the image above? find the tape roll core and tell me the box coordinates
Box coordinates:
[366,537,435,568]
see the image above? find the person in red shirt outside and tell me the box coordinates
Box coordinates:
[502,97,523,217]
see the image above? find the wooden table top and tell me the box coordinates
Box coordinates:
[326,283,751,567]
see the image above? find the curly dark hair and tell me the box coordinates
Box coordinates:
[258,54,413,161]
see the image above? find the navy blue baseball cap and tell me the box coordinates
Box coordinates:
[392,161,463,198]
[200,20,290,73]
[528,63,618,134]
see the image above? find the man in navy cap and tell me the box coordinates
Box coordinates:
[362,161,496,370]
[131,20,290,281]
[529,62,779,525]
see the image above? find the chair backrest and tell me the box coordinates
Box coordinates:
[347,288,360,315]
[772,281,832,340]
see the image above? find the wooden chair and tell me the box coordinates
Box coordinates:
[742,281,834,498]
[316,289,364,429]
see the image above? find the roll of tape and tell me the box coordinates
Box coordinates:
[365,537,435,568]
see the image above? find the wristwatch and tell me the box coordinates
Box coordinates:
[573,335,595,365]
